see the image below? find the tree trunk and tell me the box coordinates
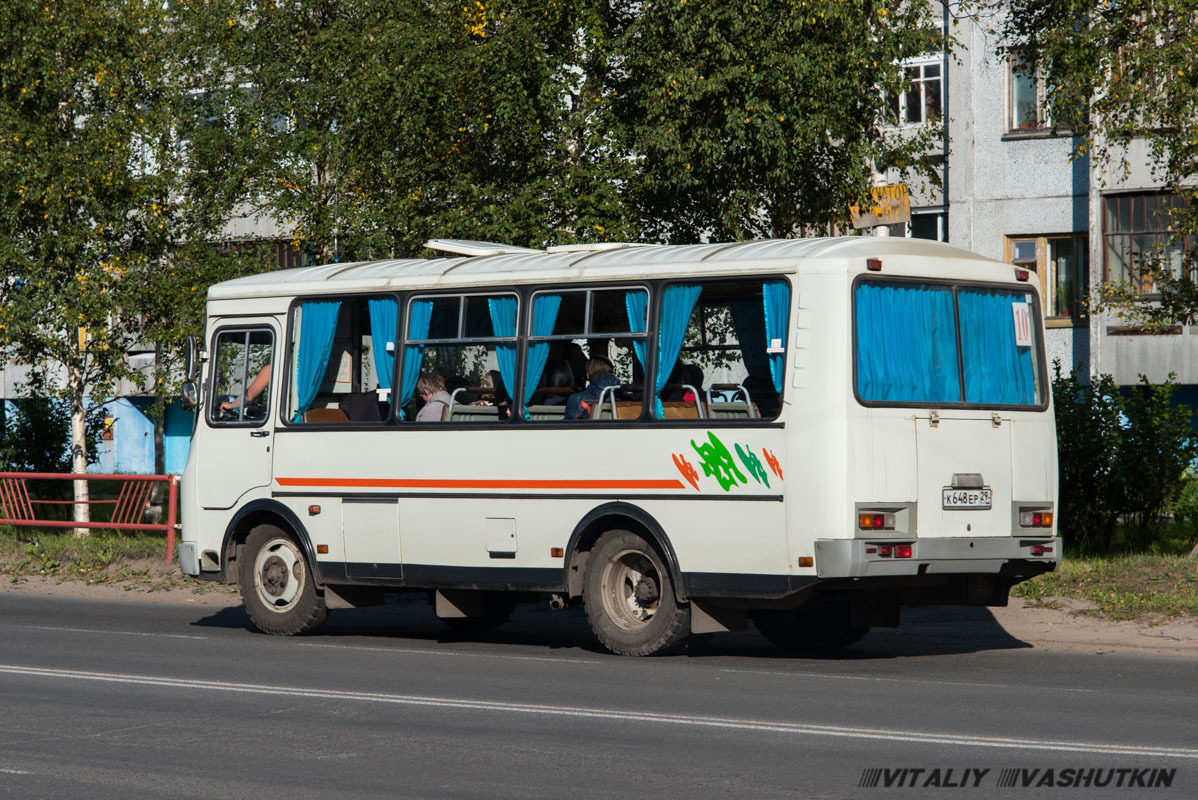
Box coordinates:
[69,367,90,537]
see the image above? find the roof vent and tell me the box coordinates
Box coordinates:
[423,239,543,257]
[544,242,652,254]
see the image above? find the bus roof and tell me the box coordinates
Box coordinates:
[208,236,998,300]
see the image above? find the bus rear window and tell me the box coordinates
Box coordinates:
[855,281,1043,407]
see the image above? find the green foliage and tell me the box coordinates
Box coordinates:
[171,0,948,254]
[0,397,102,474]
[619,0,946,242]
[1052,363,1198,554]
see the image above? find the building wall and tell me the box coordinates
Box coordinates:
[945,14,1091,380]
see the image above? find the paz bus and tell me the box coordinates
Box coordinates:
[177,237,1060,656]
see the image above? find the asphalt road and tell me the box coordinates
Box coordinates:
[0,593,1195,799]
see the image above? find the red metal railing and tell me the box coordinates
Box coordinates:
[0,472,179,561]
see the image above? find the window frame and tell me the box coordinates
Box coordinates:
[524,285,651,342]
[1004,233,1089,326]
[851,275,1050,412]
[206,324,276,429]
[655,276,791,424]
[404,290,521,345]
[280,291,402,427]
[1007,56,1049,133]
[1102,192,1192,294]
[888,56,943,128]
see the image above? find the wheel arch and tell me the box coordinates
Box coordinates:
[220,499,320,586]
[563,502,687,602]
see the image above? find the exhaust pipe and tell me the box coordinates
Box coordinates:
[548,593,568,611]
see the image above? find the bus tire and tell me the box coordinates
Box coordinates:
[584,530,690,656]
[751,604,869,654]
[239,524,328,636]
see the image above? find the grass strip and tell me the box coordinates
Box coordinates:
[1012,554,1198,622]
[0,525,226,594]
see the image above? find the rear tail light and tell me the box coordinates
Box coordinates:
[858,512,896,530]
[1015,268,1030,281]
[1019,510,1054,528]
[867,543,913,558]
[1030,544,1054,556]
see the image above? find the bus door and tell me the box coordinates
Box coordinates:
[198,323,279,509]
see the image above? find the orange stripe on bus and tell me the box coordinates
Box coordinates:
[275,477,687,490]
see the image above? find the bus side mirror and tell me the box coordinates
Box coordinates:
[183,335,200,383]
[180,380,198,410]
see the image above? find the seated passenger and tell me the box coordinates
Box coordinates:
[533,359,575,406]
[446,374,470,401]
[663,363,704,403]
[471,369,510,419]
[565,357,620,420]
[415,373,453,421]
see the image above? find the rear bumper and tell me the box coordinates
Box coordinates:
[814,536,1060,578]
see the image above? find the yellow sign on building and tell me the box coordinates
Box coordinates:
[850,184,911,229]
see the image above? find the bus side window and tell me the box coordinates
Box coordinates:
[658,279,789,421]
[525,288,648,421]
[286,295,398,424]
[396,293,518,423]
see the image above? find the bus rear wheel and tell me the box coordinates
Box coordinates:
[583,530,690,656]
[239,525,328,636]
[751,603,869,654]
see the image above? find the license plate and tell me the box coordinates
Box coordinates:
[942,487,992,510]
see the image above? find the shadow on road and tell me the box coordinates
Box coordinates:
[190,595,1032,661]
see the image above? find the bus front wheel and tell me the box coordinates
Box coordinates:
[239,525,328,636]
[583,530,690,656]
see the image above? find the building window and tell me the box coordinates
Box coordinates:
[887,210,946,242]
[1008,57,1047,131]
[1104,193,1191,293]
[1005,234,1089,322]
[888,59,942,126]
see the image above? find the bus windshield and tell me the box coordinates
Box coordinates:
[855,280,1044,407]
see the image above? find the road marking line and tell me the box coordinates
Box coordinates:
[0,663,1194,760]
[0,768,31,775]
[20,625,206,641]
[295,641,599,665]
[720,668,1099,694]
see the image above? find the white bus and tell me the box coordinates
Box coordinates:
[178,237,1059,656]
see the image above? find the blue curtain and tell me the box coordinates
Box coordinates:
[399,299,433,418]
[655,284,703,416]
[487,296,518,402]
[729,299,770,384]
[625,290,648,372]
[959,290,1038,405]
[855,283,959,403]
[367,297,397,390]
[292,300,342,422]
[524,294,562,407]
[762,281,790,394]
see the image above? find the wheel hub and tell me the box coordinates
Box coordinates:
[634,575,659,607]
[260,554,290,597]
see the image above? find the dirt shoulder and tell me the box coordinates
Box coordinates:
[3,562,1196,658]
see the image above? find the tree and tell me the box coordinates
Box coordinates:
[171,0,639,260]
[0,1,179,530]
[615,0,947,242]
[1001,0,1198,325]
